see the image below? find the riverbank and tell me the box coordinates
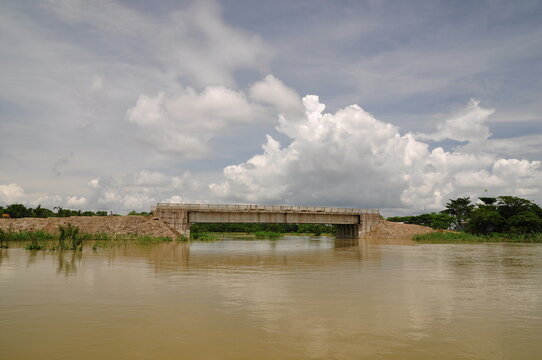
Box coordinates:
[414,231,542,243]
[1,217,440,245]
[0,215,179,238]
[361,220,438,244]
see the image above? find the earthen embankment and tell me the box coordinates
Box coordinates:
[0,216,178,238]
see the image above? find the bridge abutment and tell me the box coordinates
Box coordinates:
[154,208,191,238]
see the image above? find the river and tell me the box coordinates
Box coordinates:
[1,236,541,359]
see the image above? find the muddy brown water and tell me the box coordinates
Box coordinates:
[1,236,541,360]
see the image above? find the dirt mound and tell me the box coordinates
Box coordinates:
[362,220,437,245]
[0,216,179,238]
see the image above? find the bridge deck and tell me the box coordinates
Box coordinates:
[155,203,379,215]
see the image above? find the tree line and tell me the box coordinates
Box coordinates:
[191,223,334,235]
[0,203,150,218]
[388,195,542,234]
[0,204,109,218]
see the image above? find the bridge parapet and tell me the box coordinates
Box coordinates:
[154,203,379,215]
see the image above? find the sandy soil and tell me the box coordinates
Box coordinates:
[362,220,438,245]
[0,216,179,238]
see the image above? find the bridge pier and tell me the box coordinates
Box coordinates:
[335,224,354,239]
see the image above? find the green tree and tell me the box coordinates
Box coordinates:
[441,197,474,230]
[5,204,33,218]
[33,205,55,218]
[478,197,497,206]
[388,213,454,230]
[497,196,542,233]
[466,207,504,234]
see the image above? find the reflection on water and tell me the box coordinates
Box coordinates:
[56,251,81,276]
[1,237,542,360]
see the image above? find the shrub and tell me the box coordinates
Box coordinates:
[59,224,82,251]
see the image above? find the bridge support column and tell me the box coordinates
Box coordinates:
[336,224,359,239]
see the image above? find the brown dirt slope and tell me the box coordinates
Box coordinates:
[362,220,438,245]
[0,216,179,238]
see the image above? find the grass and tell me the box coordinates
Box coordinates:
[190,232,220,241]
[2,230,56,242]
[0,225,179,250]
[25,233,46,250]
[414,231,542,244]
[133,235,173,245]
[254,231,281,239]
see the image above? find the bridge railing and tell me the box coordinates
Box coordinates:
[155,203,379,215]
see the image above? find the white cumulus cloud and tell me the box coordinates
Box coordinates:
[249,74,303,116]
[416,99,495,146]
[127,86,262,158]
[210,96,542,213]
[0,183,26,205]
[66,196,87,207]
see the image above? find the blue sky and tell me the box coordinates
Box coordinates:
[1,0,541,215]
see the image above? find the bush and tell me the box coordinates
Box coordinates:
[59,224,82,251]
[25,232,45,250]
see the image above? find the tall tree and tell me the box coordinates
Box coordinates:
[441,197,474,230]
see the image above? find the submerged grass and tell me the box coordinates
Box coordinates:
[414,232,542,244]
[133,235,173,245]
[1,227,178,250]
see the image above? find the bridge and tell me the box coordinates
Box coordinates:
[153,203,381,239]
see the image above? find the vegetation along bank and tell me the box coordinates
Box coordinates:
[389,195,542,243]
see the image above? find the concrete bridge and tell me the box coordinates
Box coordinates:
[153,203,381,239]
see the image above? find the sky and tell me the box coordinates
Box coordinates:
[1,0,541,216]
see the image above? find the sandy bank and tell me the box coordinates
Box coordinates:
[362,220,438,245]
[0,216,179,238]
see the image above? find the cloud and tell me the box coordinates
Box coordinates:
[52,152,74,176]
[0,183,26,205]
[66,196,87,207]
[43,0,271,88]
[416,99,495,146]
[210,96,542,212]
[249,75,303,116]
[87,179,100,188]
[127,86,263,158]
[468,134,542,160]
[79,170,207,212]
[130,171,170,187]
